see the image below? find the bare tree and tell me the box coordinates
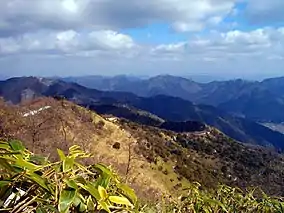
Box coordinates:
[125,142,140,183]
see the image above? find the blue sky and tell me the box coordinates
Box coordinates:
[0,0,283,80]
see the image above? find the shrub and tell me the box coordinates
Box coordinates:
[0,140,137,213]
[145,183,284,213]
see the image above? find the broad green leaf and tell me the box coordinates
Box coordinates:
[79,203,87,212]
[98,200,111,213]
[58,189,76,213]
[0,180,11,187]
[117,183,137,204]
[109,196,133,207]
[94,164,114,188]
[63,157,74,172]
[94,164,114,178]
[9,140,25,151]
[78,182,100,200]
[65,179,78,190]
[98,186,108,200]
[26,171,50,192]
[75,176,86,185]
[15,158,40,171]
[57,149,66,161]
[73,194,82,207]
[95,175,111,189]
[29,155,47,165]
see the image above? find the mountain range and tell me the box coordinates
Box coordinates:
[63,75,284,123]
[1,76,284,151]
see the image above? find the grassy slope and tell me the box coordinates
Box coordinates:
[1,97,284,201]
[0,98,186,200]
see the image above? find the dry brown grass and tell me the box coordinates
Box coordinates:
[0,98,176,200]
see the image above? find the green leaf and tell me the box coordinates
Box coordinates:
[58,188,76,213]
[94,164,114,188]
[26,171,50,192]
[205,198,228,212]
[30,155,47,165]
[98,186,108,200]
[109,196,133,207]
[63,157,74,172]
[36,207,47,213]
[78,182,100,200]
[87,196,95,211]
[94,164,114,178]
[96,175,111,189]
[0,158,15,172]
[9,140,25,152]
[15,158,40,171]
[98,200,111,213]
[57,149,66,161]
[0,180,11,187]
[73,194,82,207]
[79,203,87,212]
[117,183,137,204]
[69,145,81,153]
[65,179,78,190]
[0,142,11,151]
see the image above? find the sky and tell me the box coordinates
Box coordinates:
[0,0,284,80]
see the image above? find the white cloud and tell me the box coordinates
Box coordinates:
[89,31,135,50]
[0,30,137,56]
[150,28,284,63]
[0,27,284,77]
[0,0,238,36]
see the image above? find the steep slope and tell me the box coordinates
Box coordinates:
[1,98,284,197]
[1,77,284,150]
[0,98,171,199]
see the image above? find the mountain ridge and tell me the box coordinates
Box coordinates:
[1,77,284,151]
[62,75,284,123]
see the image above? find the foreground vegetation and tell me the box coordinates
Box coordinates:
[0,140,137,212]
[1,140,284,212]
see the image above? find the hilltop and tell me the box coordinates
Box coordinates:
[1,97,284,199]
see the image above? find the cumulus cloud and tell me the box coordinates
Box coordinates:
[0,0,238,36]
[151,28,284,62]
[0,29,137,56]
